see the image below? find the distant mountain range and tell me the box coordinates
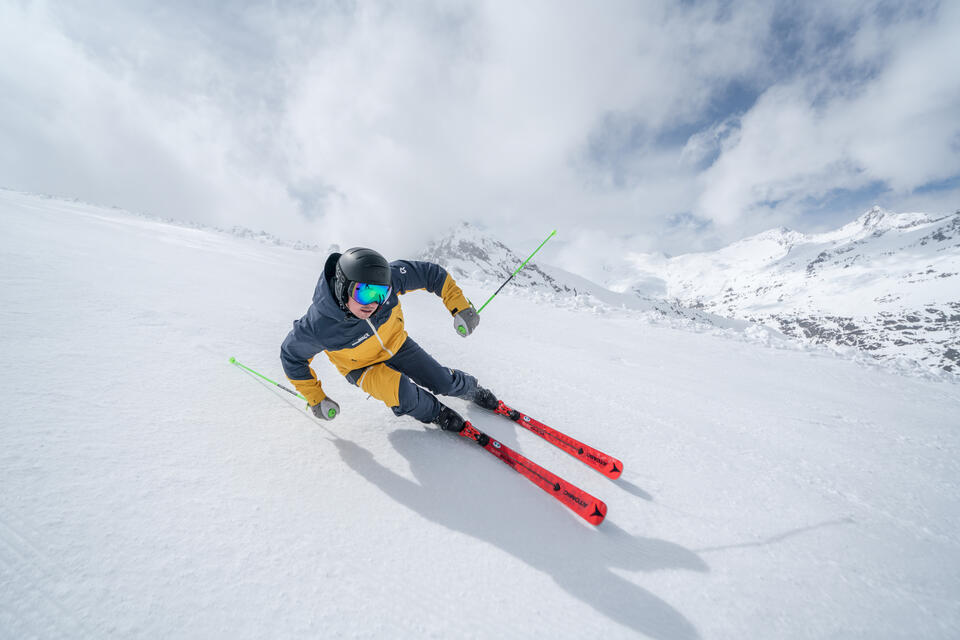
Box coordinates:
[422,209,960,378]
[418,222,740,329]
[613,208,959,376]
[12,188,953,377]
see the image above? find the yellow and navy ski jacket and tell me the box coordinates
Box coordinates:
[280,254,470,406]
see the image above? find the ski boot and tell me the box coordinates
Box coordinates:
[432,404,466,433]
[472,386,499,411]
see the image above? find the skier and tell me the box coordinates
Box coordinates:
[280,247,499,433]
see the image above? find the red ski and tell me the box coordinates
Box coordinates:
[459,422,607,526]
[494,402,623,480]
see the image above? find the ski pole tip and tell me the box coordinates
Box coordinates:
[229,356,236,364]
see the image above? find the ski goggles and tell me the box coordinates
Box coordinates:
[350,282,392,306]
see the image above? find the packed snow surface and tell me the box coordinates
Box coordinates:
[2,190,959,639]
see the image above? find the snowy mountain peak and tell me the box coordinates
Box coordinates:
[822,206,947,244]
[418,223,572,295]
[736,225,805,248]
[859,205,889,228]
[684,226,808,273]
[752,225,799,241]
[722,207,946,257]
[853,205,943,231]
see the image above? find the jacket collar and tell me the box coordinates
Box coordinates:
[314,253,352,320]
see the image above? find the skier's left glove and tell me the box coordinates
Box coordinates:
[453,304,480,337]
[310,397,340,421]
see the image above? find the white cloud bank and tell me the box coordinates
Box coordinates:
[696,2,960,227]
[1,1,957,272]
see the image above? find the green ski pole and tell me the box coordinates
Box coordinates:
[229,356,307,402]
[475,229,557,315]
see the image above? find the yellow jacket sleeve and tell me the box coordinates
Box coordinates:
[289,377,326,406]
[440,273,471,315]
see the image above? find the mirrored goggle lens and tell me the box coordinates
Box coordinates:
[351,282,391,305]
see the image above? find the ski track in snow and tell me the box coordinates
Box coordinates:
[2,190,960,639]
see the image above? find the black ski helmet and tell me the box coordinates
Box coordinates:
[333,247,391,308]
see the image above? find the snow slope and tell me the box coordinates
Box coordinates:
[2,190,960,639]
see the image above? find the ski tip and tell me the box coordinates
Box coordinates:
[228,356,236,364]
[586,501,607,526]
[606,459,624,480]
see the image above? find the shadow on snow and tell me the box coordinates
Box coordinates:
[333,428,708,640]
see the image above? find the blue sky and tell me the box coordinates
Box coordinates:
[1,1,958,277]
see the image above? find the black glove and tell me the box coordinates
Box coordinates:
[310,397,340,420]
[454,305,480,337]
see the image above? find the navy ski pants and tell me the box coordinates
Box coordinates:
[345,338,477,422]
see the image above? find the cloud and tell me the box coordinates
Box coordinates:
[696,1,960,229]
[0,2,304,233]
[1,0,957,267]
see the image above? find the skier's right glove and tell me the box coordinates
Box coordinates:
[311,397,340,421]
[453,304,480,337]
